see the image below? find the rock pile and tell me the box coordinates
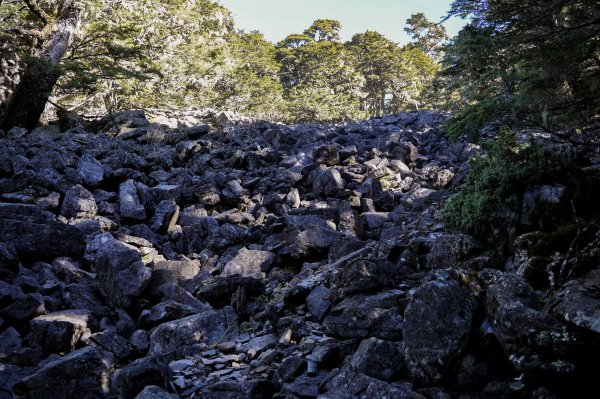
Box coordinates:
[0,110,599,398]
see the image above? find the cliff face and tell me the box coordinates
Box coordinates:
[1,111,599,398]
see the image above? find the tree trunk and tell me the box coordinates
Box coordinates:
[0,1,80,132]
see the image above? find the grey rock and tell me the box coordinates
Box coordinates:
[306,286,333,321]
[403,278,476,384]
[61,184,97,218]
[322,369,421,399]
[552,279,600,333]
[134,386,178,399]
[0,327,22,357]
[0,203,86,259]
[12,347,113,399]
[85,233,151,308]
[149,307,238,358]
[313,145,340,166]
[348,337,404,382]
[119,180,146,220]
[332,258,398,299]
[0,241,19,282]
[222,247,276,277]
[196,276,265,309]
[425,234,478,269]
[313,168,344,197]
[281,371,328,398]
[28,309,96,353]
[324,290,405,340]
[150,200,179,233]
[1,293,45,323]
[113,356,169,399]
[77,155,104,187]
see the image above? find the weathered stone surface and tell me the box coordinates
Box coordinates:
[85,233,151,308]
[113,356,169,399]
[324,291,405,340]
[149,307,238,358]
[12,347,113,399]
[313,168,344,197]
[403,278,476,384]
[306,285,333,321]
[332,258,398,299]
[119,180,146,220]
[61,185,97,219]
[0,203,86,259]
[348,337,405,382]
[222,247,276,277]
[425,234,479,269]
[134,386,178,399]
[552,279,600,334]
[0,241,19,282]
[77,154,104,187]
[322,369,421,399]
[28,309,96,353]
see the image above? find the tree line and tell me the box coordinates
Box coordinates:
[0,0,446,130]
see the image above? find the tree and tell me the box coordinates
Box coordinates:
[444,0,600,139]
[1,0,81,131]
[304,19,342,42]
[404,13,448,60]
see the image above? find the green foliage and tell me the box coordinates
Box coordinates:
[442,0,600,139]
[442,129,572,234]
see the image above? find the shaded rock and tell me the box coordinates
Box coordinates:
[195,276,265,309]
[313,168,344,197]
[222,247,276,277]
[348,337,405,382]
[0,203,86,259]
[0,327,22,357]
[403,278,476,384]
[426,234,478,269]
[273,356,307,386]
[85,233,151,309]
[119,180,146,220]
[322,369,422,399]
[150,200,179,233]
[281,371,328,398]
[113,356,169,399]
[61,184,97,219]
[551,279,600,334]
[306,285,333,321]
[0,241,19,282]
[12,347,113,399]
[90,331,133,362]
[146,259,201,297]
[149,307,238,358]
[1,293,45,323]
[134,386,178,399]
[332,258,398,299]
[201,380,276,399]
[77,155,104,188]
[28,309,96,353]
[280,226,343,260]
[324,290,405,340]
[313,145,340,166]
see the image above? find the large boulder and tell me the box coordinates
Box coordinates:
[0,203,86,259]
[347,337,405,382]
[324,290,405,340]
[402,278,476,385]
[221,247,276,277]
[332,258,399,299]
[149,307,238,359]
[12,347,113,399]
[28,309,96,353]
[60,185,97,219]
[85,233,151,309]
[313,168,345,197]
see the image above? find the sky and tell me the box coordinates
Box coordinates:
[217,0,466,45]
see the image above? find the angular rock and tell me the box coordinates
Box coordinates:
[28,309,96,353]
[119,179,146,220]
[222,247,276,277]
[150,200,179,233]
[113,356,169,399]
[313,168,344,197]
[134,386,178,399]
[12,347,113,399]
[77,154,104,187]
[348,337,405,382]
[0,327,22,357]
[61,184,97,219]
[0,241,20,282]
[403,278,476,384]
[1,293,45,323]
[332,258,398,299]
[306,285,333,321]
[149,307,238,358]
[0,203,86,259]
[426,234,478,269]
[85,233,151,308]
[196,276,265,309]
[324,290,405,340]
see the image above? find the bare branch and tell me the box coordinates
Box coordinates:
[21,0,49,24]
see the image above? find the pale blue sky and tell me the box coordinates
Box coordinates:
[218,0,466,44]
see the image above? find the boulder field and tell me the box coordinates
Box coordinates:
[1,110,599,398]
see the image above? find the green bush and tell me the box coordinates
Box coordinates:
[442,129,573,235]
